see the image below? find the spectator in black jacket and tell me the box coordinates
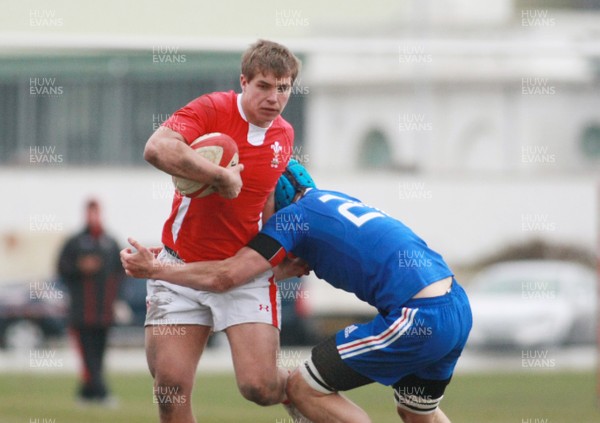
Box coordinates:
[57,198,124,406]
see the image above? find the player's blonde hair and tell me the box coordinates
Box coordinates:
[241,39,301,84]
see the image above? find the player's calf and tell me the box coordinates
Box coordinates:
[287,366,371,423]
[287,336,375,421]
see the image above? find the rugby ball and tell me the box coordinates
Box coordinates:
[172,133,239,198]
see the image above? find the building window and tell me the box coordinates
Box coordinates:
[580,124,600,159]
[516,0,600,10]
[358,129,392,169]
[0,53,305,166]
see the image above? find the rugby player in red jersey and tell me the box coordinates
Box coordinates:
[142,39,304,423]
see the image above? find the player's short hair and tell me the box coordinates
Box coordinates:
[241,39,301,84]
[274,159,316,211]
[85,198,100,210]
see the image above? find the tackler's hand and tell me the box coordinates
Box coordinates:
[273,254,311,282]
[120,237,160,279]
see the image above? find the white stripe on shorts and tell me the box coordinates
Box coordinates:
[337,307,418,360]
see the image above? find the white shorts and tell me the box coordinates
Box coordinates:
[145,249,281,332]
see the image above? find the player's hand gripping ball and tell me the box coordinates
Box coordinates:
[172,133,239,198]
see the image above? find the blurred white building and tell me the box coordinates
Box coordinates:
[300,2,600,175]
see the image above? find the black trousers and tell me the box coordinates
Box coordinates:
[70,326,110,400]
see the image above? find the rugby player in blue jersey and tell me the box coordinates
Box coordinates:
[121,160,472,423]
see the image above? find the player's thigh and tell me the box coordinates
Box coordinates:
[299,335,375,395]
[145,324,211,384]
[206,270,281,333]
[225,322,281,384]
[208,271,281,383]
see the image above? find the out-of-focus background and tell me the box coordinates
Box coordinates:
[0,0,598,422]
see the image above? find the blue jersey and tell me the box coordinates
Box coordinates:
[260,189,453,312]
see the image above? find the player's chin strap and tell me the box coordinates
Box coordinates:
[299,358,337,395]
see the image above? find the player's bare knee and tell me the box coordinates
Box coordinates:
[238,385,278,406]
[152,369,193,407]
[154,382,189,416]
[239,380,281,406]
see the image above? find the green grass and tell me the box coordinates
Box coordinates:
[0,371,598,422]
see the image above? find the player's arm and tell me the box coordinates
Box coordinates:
[143,126,243,199]
[248,232,310,281]
[121,234,308,292]
[120,238,272,293]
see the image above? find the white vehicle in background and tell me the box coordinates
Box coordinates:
[466,260,596,348]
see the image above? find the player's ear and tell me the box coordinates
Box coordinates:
[240,74,247,92]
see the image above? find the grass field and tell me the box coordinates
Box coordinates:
[0,371,599,422]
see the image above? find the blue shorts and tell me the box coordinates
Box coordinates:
[335,279,472,386]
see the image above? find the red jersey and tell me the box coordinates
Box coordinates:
[161,91,293,262]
